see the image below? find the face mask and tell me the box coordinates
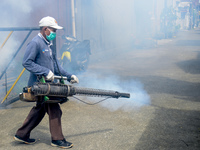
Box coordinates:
[46,28,56,41]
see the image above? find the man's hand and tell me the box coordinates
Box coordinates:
[46,70,54,81]
[70,75,79,84]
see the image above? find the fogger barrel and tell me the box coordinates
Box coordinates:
[31,82,130,98]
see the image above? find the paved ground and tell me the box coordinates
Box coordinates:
[0,29,200,150]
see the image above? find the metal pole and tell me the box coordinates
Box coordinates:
[0,31,13,49]
[0,27,39,31]
[1,68,26,104]
[71,0,76,38]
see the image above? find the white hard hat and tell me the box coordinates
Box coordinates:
[39,16,63,29]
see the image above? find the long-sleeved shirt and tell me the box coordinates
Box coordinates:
[23,33,71,86]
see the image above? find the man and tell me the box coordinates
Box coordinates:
[14,16,78,149]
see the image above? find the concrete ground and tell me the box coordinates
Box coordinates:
[0,29,200,150]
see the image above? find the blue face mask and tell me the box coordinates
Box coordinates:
[46,28,56,41]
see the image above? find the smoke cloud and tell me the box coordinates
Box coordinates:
[71,0,152,111]
[75,72,150,112]
[0,0,151,110]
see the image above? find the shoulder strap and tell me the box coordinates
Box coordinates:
[52,53,65,84]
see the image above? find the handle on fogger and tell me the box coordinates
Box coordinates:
[54,75,67,84]
[39,76,49,102]
[54,75,68,80]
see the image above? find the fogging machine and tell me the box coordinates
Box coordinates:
[19,75,130,103]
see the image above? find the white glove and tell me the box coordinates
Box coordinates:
[46,70,54,81]
[70,75,79,84]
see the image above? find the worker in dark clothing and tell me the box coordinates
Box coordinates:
[14,16,78,149]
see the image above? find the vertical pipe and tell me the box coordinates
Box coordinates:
[81,0,83,40]
[71,0,76,38]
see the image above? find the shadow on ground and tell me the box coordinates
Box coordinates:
[133,75,200,103]
[134,107,200,150]
[131,49,200,149]
[177,51,200,74]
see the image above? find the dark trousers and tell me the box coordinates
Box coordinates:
[16,101,64,140]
